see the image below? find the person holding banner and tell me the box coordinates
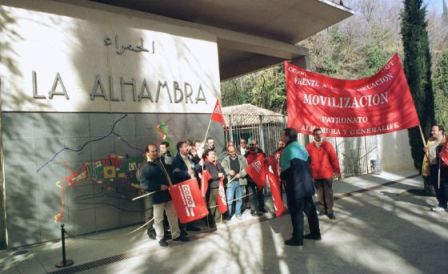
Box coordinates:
[202,149,226,229]
[306,128,341,220]
[172,141,202,233]
[221,145,248,220]
[245,139,267,216]
[422,125,448,212]
[139,144,189,247]
[280,128,321,247]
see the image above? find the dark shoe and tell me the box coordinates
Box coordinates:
[250,210,257,216]
[180,230,188,237]
[304,233,321,240]
[259,208,267,213]
[328,212,336,220]
[147,229,156,240]
[159,239,168,247]
[186,225,201,232]
[173,235,190,242]
[284,238,303,246]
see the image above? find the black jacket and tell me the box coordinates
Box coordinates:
[280,158,315,200]
[172,153,196,184]
[203,161,226,189]
[139,160,171,204]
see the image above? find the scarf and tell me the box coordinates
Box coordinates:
[280,141,309,171]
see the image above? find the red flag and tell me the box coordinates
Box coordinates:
[201,169,211,197]
[246,154,268,190]
[211,100,225,126]
[268,172,286,217]
[440,142,448,166]
[169,178,209,224]
[268,148,283,177]
[216,178,228,214]
[285,54,420,137]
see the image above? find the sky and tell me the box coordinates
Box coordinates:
[425,0,445,13]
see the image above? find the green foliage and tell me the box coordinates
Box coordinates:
[433,50,448,126]
[401,0,435,170]
[221,65,286,113]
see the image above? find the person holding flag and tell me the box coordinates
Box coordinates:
[201,149,226,229]
[139,144,189,247]
[221,144,248,220]
[280,128,321,247]
[172,141,202,233]
[245,139,267,216]
[422,125,448,212]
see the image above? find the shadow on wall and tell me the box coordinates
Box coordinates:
[0,6,63,248]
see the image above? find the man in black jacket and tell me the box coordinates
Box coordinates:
[140,144,189,247]
[280,128,321,246]
[172,141,201,233]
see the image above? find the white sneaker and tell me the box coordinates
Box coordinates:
[431,206,446,212]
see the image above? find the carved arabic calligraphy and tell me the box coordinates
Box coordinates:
[104,35,155,55]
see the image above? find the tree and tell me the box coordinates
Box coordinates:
[433,50,448,125]
[401,0,435,170]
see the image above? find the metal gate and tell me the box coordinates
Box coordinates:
[223,113,378,177]
[223,114,286,155]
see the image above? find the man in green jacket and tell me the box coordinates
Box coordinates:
[221,145,248,219]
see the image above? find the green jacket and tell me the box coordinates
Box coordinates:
[221,155,248,186]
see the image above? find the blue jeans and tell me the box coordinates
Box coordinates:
[226,181,243,217]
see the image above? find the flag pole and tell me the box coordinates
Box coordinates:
[418,125,426,147]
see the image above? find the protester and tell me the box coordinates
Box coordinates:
[245,139,267,215]
[239,138,248,156]
[202,149,226,229]
[221,145,248,220]
[190,140,203,165]
[172,141,201,233]
[278,140,285,149]
[159,141,173,177]
[139,144,189,246]
[206,137,216,151]
[306,128,341,220]
[280,128,321,246]
[422,125,448,212]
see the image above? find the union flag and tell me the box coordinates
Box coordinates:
[245,154,268,190]
[211,100,225,126]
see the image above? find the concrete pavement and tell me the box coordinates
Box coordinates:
[1,170,447,274]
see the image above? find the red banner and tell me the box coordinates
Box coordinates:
[216,178,228,214]
[201,170,211,197]
[268,172,286,217]
[285,54,420,137]
[268,148,283,177]
[169,178,209,224]
[246,154,268,190]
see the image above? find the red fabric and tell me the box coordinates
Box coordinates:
[245,154,268,190]
[285,54,420,137]
[201,169,211,198]
[169,178,209,224]
[440,142,448,167]
[306,141,341,180]
[268,172,286,217]
[268,148,283,177]
[216,178,228,214]
[211,100,225,126]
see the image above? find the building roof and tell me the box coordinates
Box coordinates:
[88,0,353,79]
[222,104,284,127]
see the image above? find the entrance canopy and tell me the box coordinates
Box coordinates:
[88,0,353,79]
